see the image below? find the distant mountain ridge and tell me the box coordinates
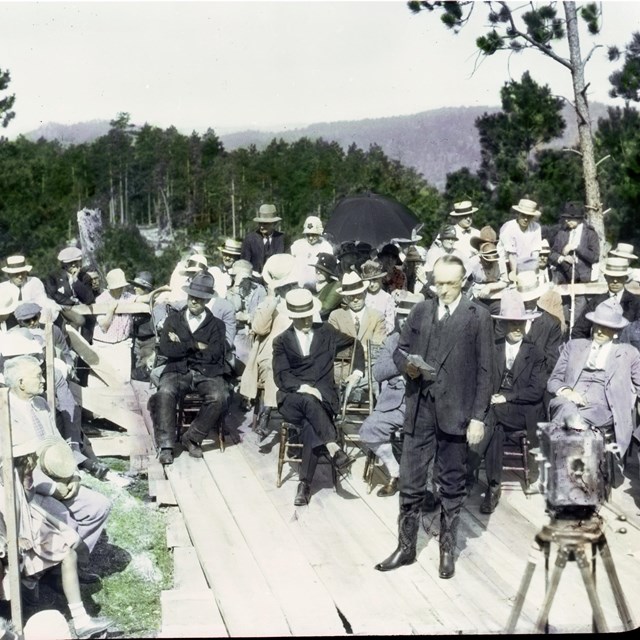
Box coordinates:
[22,103,610,190]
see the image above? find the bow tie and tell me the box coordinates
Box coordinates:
[460,228,471,234]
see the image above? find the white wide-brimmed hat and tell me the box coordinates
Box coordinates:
[302,215,323,235]
[491,289,541,321]
[609,243,637,261]
[253,203,281,223]
[105,268,128,290]
[512,198,541,218]
[262,253,298,290]
[2,255,33,274]
[515,271,547,302]
[337,271,369,296]
[585,297,629,329]
[0,292,18,316]
[284,288,321,319]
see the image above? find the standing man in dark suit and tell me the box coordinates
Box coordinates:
[375,255,493,579]
[549,201,600,285]
[241,204,287,273]
[470,290,547,514]
[272,288,364,506]
[571,256,640,339]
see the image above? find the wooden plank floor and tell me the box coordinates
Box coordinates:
[152,398,640,635]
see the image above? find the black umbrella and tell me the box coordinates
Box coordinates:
[325,192,421,249]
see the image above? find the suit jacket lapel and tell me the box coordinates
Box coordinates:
[438,298,472,362]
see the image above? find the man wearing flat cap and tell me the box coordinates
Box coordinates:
[151,271,229,465]
[241,204,287,273]
[549,201,600,285]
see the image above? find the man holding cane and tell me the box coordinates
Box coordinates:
[375,255,493,579]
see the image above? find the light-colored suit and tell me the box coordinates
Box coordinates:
[547,339,640,456]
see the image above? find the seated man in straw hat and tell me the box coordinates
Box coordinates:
[0,430,113,638]
[0,255,60,325]
[241,203,287,273]
[468,290,547,513]
[239,254,299,441]
[498,198,543,278]
[91,267,136,385]
[151,272,229,465]
[273,288,364,506]
[328,271,386,387]
[549,201,600,285]
[290,215,334,288]
[210,238,242,298]
[548,298,640,479]
[4,355,112,581]
[571,256,640,339]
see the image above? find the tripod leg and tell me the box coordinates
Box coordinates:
[506,541,541,633]
[575,545,609,633]
[598,538,635,631]
[535,545,568,633]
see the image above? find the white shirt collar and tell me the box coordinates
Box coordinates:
[438,293,461,317]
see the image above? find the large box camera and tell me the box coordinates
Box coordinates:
[536,419,609,513]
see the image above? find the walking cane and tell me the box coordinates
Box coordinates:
[569,251,576,335]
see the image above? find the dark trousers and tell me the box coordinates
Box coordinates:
[278,393,337,484]
[152,371,227,449]
[400,393,468,515]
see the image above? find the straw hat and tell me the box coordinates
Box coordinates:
[396,291,424,315]
[539,239,551,255]
[182,271,216,299]
[284,288,321,319]
[57,247,82,263]
[478,242,500,262]
[2,255,33,274]
[23,609,72,640]
[302,215,323,235]
[470,226,497,251]
[602,256,631,278]
[105,268,128,290]
[219,238,243,256]
[609,243,637,261]
[515,271,547,302]
[37,438,77,481]
[262,254,299,290]
[311,253,339,280]
[253,203,281,223]
[337,271,369,296]
[0,292,18,316]
[360,260,386,281]
[512,198,541,218]
[449,201,478,217]
[491,289,541,321]
[585,297,629,329]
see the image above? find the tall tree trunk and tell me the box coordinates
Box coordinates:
[564,2,605,248]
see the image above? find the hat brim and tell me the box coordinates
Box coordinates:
[2,265,33,273]
[270,274,300,290]
[470,236,496,251]
[0,301,18,315]
[491,310,541,321]
[337,283,369,296]
[603,269,631,278]
[130,280,153,290]
[584,311,629,329]
[479,254,500,262]
[253,216,282,223]
[286,297,322,319]
[312,264,338,280]
[181,284,214,299]
[512,206,541,217]
[360,272,386,280]
[610,251,637,260]
[219,248,242,256]
[107,279,128,289]
[449,208,478,217]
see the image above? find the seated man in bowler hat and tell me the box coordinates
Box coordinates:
[151,271,229,465]
[272,288,364,506]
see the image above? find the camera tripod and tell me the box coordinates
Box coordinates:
[506,511,634,633]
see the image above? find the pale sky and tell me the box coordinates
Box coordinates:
[1,0,639,138]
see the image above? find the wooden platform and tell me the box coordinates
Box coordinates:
[146,400,640,636]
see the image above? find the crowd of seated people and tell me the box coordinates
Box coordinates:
[3,196,640,587]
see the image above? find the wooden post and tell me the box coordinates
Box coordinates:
[44,321,56,425]
[0,388,25,638]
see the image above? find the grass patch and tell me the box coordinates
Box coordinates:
[80,459,173,637]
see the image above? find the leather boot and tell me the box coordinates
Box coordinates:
[255,407,272,441]
[439,507,460,579]
[375,511,419,571]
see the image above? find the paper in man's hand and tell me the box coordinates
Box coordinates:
[407,354,436,381]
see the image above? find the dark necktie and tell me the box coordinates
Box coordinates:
[440,305,450,322]
[17,285,23,301]
[265,237,272,255]
[354,316,360,336]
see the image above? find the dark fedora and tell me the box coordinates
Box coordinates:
[182,272,215,299]
[378,243,402,265]
[560,201,585,219]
